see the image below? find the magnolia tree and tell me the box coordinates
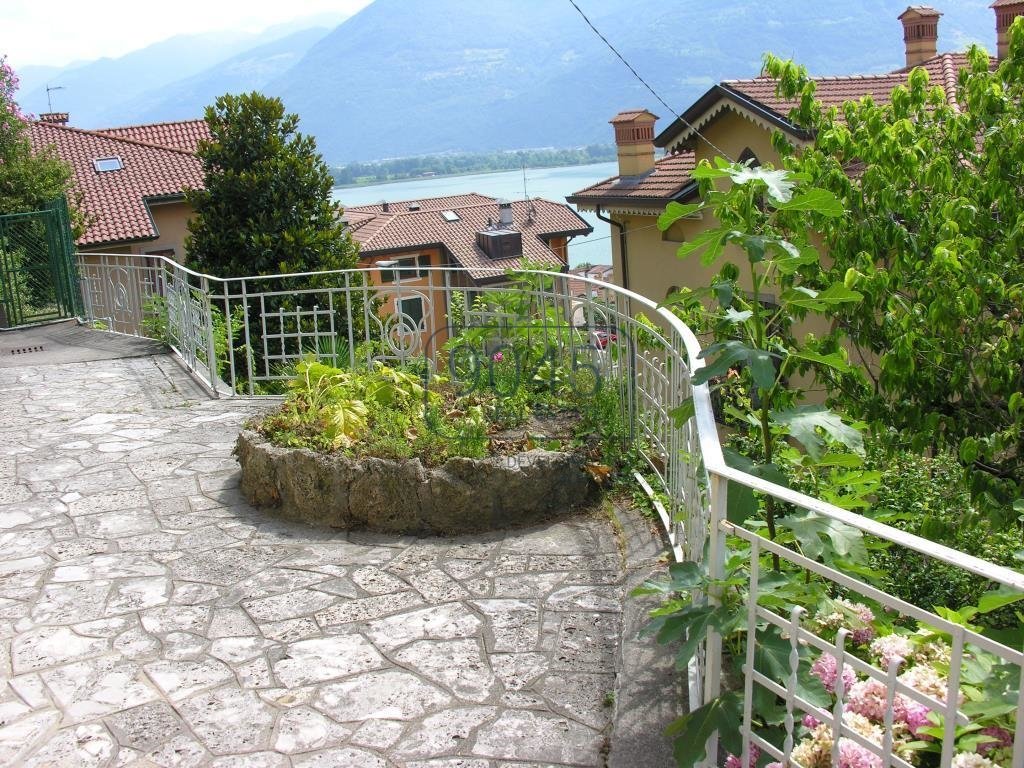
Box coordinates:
[185,91,359,278]
[0,55,75,215]
[763,20,1024,513]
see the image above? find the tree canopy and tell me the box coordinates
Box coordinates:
[185,91,359,279]
[0,56,76,216]
[764,20,1024,510]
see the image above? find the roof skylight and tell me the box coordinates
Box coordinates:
[93,156,124,173]
[441,210,460,222]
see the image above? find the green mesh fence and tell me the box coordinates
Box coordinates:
[0,197,80,328]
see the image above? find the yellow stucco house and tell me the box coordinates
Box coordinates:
[567,2,1024,306]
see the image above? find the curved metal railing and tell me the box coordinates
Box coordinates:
[75,252,1024,768]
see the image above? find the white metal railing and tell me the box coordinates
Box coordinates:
[75,252,1023,768]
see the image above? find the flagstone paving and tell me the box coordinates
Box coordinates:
[0,353,656,767]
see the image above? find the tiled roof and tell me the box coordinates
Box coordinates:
[725,52,978,118]
[575,51,987,207]
[567,264,614,297]
[348,196,592,281]
[342,193,495,215]
[566,152,697,206]
[610,109,657,124]
[94,119,211,154]
[29,121,203,247]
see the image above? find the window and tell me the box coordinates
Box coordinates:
[93,156,123,172]
[379,256,428,283]
[396,296,424,328]
[441,210,460,222]
[738,147,760,167]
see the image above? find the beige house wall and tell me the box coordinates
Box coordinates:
[144,200,192,259]
[601,110,841,400]
[78,200,193,260]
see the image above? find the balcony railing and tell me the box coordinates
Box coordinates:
[75,251,1024,768]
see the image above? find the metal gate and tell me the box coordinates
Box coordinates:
[0,197,81,328]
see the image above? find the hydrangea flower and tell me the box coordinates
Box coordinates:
[899,665,954,703]
[869,633,913,671]
[847,678,889,721]
[791,715,882,768]
[951,752,999,768]
[900,699,933,740]
[811,652,857,694]
[838,738,883,768]
[836,599,877,645]
[724,745,759,768]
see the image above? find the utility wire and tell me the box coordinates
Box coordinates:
[569,218,665,248]
[566,0,735,162]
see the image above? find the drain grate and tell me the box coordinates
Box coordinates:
[8,346,44,355]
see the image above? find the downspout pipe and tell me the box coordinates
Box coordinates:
[595,206,637,443]
[595,206,628,291]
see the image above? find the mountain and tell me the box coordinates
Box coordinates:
[264,0,997,162]
[99,26,335,126]
[19,1,999,161]
[17,14,347,127]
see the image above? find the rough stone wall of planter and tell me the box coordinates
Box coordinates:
[235,430,598,535]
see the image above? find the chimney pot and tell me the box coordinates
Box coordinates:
[381,200,389,212]
[898,6,942,68]
[498,200,514,228]
[609,109,658,177]
[993,0,1024,60]
[38,112,69,125]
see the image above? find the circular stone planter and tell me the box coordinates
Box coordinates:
[234,430,598,535]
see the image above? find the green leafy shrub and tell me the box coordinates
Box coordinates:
[865,447,1023,628]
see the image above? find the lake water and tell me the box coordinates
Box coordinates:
[332,161,618,268]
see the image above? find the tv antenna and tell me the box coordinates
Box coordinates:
[522,162,536,221]
[46,84,65,112]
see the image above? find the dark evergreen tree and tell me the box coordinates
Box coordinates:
[186,91,358,278]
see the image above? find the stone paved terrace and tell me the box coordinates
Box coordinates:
[0,340,678,767]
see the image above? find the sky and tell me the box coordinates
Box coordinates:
[4,0,374,68]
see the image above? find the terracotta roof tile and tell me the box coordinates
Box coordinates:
[575,51,989,206]
[610,109,658,123]
[726,52,986,123]
[29,121,204,247]
[343,193,496,214]
[566,152,696,205]
[94,119,211,154]
[349,196,592,281]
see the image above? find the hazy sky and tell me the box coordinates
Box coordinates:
[4,0,374,68]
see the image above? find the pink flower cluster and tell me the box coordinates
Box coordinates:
[724,745,759,768]
[1,55,30,123]
[788,603,1013,768]
[869,633,912,671]
[845,677,933,739]
[811,652,856,694]
[838,599,877,645]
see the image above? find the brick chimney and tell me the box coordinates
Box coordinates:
[898,6,942,68]
[38,112,69,125]
[610,109,658,177]
[993,0,1024,60]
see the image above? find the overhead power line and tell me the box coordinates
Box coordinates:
[565,0,735,162]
